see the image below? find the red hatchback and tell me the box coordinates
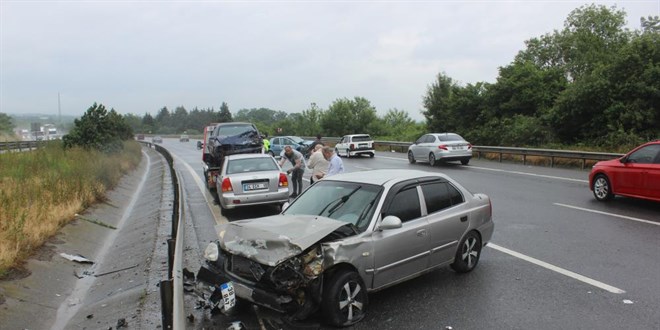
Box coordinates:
[589,141,660,202]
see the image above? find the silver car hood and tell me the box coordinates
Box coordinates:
[218,214,348,266]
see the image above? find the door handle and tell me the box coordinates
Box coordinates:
[416,229,427,237]
[460,216,468,222]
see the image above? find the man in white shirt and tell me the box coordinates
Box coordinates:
[307,144,329,184]
[317,146,344,180]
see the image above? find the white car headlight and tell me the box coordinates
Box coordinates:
[204,242,219,262]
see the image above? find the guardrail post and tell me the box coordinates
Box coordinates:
[522,154,526,166]
[550,157,555,167]
[498,153,502,163]
[581,159,586,170]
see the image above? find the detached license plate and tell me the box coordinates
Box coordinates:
[220,282,236,310]
[243,182,268,191]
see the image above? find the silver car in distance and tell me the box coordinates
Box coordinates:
[196,169,494,327]
[215,153,290,210]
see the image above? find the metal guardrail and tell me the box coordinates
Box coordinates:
[302,137,623,169]
[0,140,43,151]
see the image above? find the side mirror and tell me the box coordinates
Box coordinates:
[619,156,628,164]
[378,215,402,231]
[197,141,203,150]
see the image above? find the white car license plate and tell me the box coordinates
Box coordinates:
[243,182,267,191]
[220,282,236,310]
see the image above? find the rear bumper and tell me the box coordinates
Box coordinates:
[219,189,289,209]
[349,149,375,156]
[435,150,472,161]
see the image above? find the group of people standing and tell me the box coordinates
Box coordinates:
[277,134,344,198]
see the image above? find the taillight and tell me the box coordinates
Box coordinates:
[350,144,354,150]
[467,143,473,150]
[279,173,288,187]
[438,144,448,150]
[221,177,233,192]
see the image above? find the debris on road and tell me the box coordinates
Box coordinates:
[60,253,94,264]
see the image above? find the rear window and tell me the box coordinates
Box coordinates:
[352,135,372,142]
[216,124,257,137]
[437,134,465,142]
[227,157,278,174]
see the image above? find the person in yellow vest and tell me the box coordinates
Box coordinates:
[262,133,270,153]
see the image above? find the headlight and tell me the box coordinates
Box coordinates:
[204,242,219,262]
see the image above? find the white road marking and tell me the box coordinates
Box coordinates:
[377,155,588,183]
[554,203,659,226]
[172,154,227,225]
[354,165,373,170]
[488,243,626,294]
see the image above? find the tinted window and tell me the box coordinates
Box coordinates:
[385,187,421,222]
[628,145,660,164]
[352,135,372,142]
[421,182,451,213]
[425,135,436,143]
[437,134,465,142]
[447,183,464,205]
[415,135,426,144]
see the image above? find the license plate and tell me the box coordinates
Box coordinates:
[220,282,236,310]
[359,144,368,148]
[243,182,267,191]
[452,146,464,150]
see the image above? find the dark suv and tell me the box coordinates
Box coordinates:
[206,122,263,166]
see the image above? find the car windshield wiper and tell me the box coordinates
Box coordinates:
[317,186,362,217]
[355,197,377,228]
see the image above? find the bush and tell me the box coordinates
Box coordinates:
[63,103,133,153]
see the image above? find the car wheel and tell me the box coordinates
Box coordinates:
[335,148,340,157]
[461,158,470,165]
[268,151,274,157]
[369,153,374,158]
[592,174,614,201]
[346,149,351,158]
[322,269,368,327]
[408,151,416,164]
[451,231,482,273]
[429,153,436,166]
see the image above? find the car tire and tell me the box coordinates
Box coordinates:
[451,231,482,273]
[592,174,614,201]
[335,148,340,157]
[429,153,436,166]
[369,153,374,158]
[461,158,470,165]
[408,151,416,164]
[346,149,351,158]
[322,269,368,327]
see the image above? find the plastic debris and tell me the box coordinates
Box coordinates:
[60,253,94,264]
[623,299,634,304]
[227,321,245,330]
[117,318,128,328]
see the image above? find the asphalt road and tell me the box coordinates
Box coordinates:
[159,138,660,330]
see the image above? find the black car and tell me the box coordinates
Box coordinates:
[206,122,263,167]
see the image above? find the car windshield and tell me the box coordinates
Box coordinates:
[352,135,371,142]
[437,134,465,142]
[217,124,257,137]
[283,180,382,231]
[226,157,279,174]
[289,136,304,144]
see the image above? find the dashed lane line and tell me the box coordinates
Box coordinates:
[554,203,659,226]
[488,243,626,294]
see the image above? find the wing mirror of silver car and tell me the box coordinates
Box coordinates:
[281,202,290,212]
[378,215,402,231]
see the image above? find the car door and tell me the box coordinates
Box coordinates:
[648,146,660,199]
[614,145,659,196]
[411,135,427,159]
[336,136,348,156]
[372,184,429,289]
[421,180,470,266]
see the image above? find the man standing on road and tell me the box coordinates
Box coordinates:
[307,144,329,184]
[262,133,270,153]
[278,146,305,197]
[316,146,344,180]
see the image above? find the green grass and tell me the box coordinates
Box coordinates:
[0,140,141,275]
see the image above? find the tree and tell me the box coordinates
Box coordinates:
[63,103,133,153]
[218,102,232,122]
[422,72,459,132]
[321,97,378,136]
[0,112,15,134]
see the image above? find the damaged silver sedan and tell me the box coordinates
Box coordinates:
[194,169,494,327]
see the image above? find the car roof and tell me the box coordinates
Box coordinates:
[344,134,371,137]
[324,169,448,186]
[225,153,274,160]
[216,122,254,126]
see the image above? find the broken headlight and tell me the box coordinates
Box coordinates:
[204,242,219,262]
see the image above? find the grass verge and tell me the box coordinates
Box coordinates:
[0,140,142,276]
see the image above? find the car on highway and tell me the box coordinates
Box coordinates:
[334,134,375,158]
[215,153,290,210]
[408,133,472,166]
[152,136,163,143]
[195,169,493,327]
[589,140,660,202]
[268,136,313,158]
[179,134,189,142]
[207,122,263,167]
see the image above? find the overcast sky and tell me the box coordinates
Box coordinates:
[1,1,658,121]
